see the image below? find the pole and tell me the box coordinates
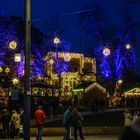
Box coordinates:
[58,75,61,97]
[55,45,61,97]
[24,0,31,140]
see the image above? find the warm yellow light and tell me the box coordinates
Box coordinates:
[0,67,3,73]
[53,37,60,44]
[15,53,21,62]
[9,41,17,49]
[117,79,123,84]
[64,54,71,62]
[5,67,10,73]
[12,78,19,85]
[37,75,42,80]
[50,59,54,64]
[126,44,131,49]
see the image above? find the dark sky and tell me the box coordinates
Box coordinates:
[0,0,139,45]
[0,0,140,73]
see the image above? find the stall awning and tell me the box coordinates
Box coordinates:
[124,87,140,95]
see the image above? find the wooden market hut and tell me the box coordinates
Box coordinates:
[31,81,60,116]
[73,81,107,110]
[124,87,140,96]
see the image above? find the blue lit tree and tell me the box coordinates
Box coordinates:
[0,16,45,82]
[33,16,71,75]
[80,4,139,94]
[0,15,70,85]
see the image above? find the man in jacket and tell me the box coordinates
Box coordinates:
[63,106,72,140]
[34,106,46,140]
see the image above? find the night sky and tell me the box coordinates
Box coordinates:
[0,0,140,73]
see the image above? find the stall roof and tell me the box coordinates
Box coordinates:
[124,87,140,95]
[73,81,106,94]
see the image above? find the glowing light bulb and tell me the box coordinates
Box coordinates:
[53,37,60,44]
[103,48,111,56]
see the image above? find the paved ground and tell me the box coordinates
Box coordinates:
[37,135,119,140]
[0,135,119,140]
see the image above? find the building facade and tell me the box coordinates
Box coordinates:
[44,52,96,97]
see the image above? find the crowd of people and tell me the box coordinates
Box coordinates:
[119,109,140,140]
[33,104,85,140]
[123,109,140,127]
[0,108,24,138]
[111,93,140,108]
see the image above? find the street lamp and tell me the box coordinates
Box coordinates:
[117,79,123,85]
[9,40,17,49]
[53,37,60,45]
[53,37,61,96]
[103,47,111,56]
[14,53,21,62]
[125,43,131,50]
[114,79,123,96]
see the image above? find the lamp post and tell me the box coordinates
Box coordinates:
[53,37,61,97]
[24,0,31,140]
[103,47,111,56]
[9,40,17,49]
[114,79,123,96]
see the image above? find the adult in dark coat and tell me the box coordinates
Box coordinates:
[63,106,72,140]
[119,117,140,140]
[1,108,11,138]
[71,107,84,140]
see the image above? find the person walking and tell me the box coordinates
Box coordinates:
[119,117,140,140]
[1,108,11,138]
[63,106,72,140]
[123,109,132,127]
[132,111,139,123]
[11,110,21,137]
[71,107,85,140]
[34,105,46,140]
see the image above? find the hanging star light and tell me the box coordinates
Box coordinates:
[103,48,111,56]
[9,41,17,49]
[64,53,71,62]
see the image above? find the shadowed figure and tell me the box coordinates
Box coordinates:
[1,108,11,138]
[119,117,140,140]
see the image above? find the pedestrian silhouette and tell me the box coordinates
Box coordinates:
[1,108,11,138]
[63,106,72,140]
[71,106,85,140]
[34,105,46,140]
